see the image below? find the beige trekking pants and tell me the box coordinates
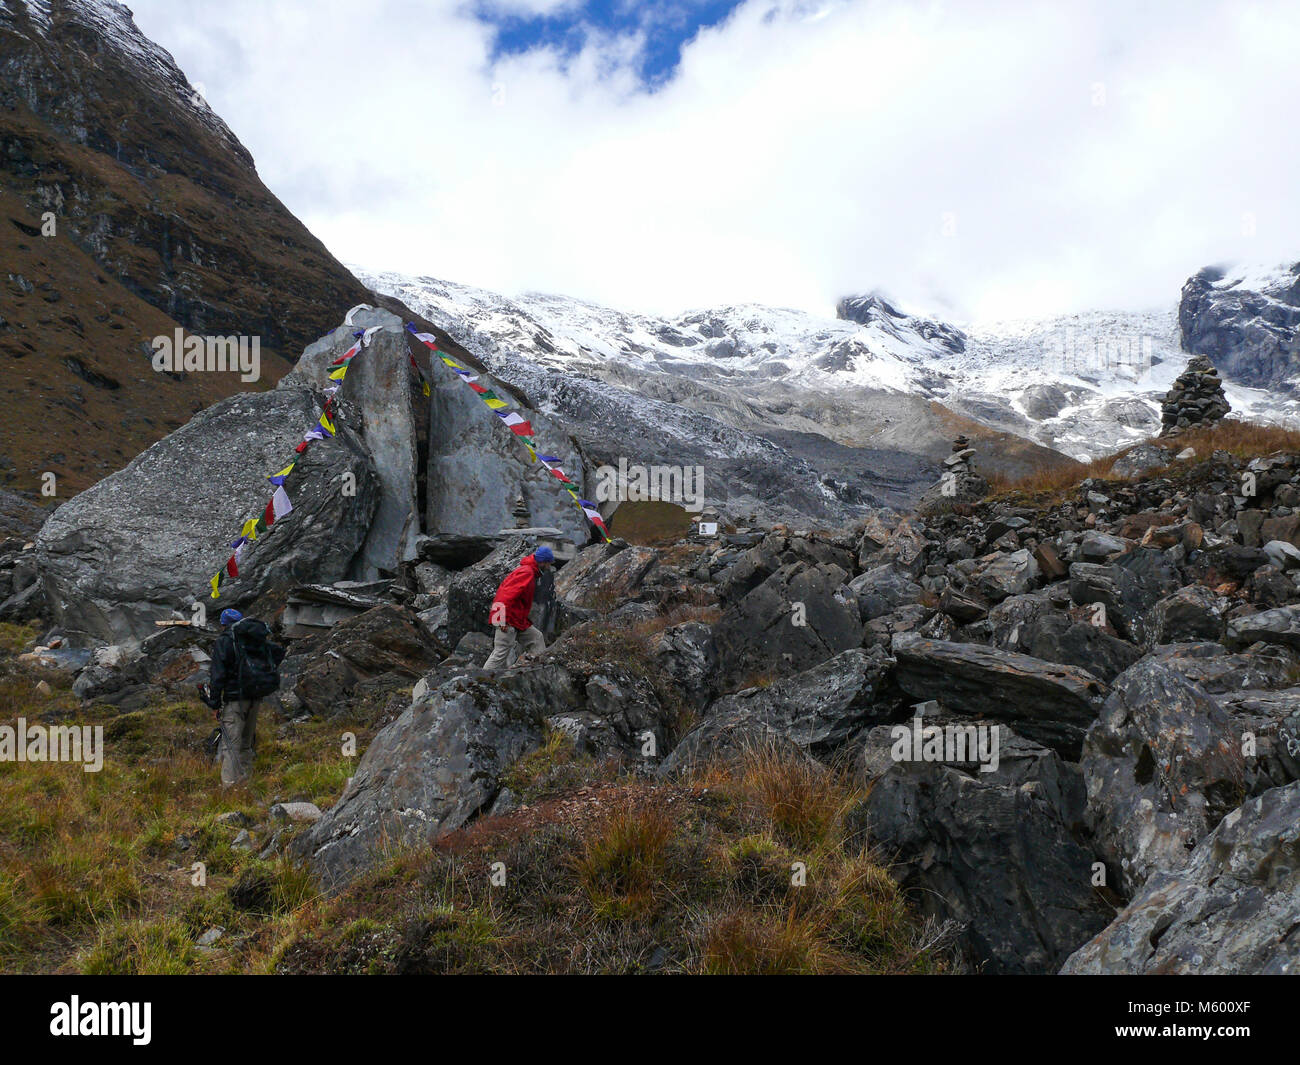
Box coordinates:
[220,698,260,786]
[483,625,546,671]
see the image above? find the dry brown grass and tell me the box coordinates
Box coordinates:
[987,418,1300,502]
[271,744,950,975]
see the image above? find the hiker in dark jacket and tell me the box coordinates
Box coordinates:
[207,609,285,787]
[483,546,554,671]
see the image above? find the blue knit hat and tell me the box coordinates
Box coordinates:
[220,608,243,626]
[534,545,554,563]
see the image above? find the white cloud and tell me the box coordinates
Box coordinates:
[127,0,1300,323]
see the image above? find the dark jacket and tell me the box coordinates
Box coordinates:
[492,555,541,630]
[209,618,284,704]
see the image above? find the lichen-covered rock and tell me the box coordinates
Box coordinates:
[891,634,1107,758]
[860,719,1111,975]
[1062,781,1300,974]
[36,389,380,645]
[659,647,893,773]
[292,674,548,890]
[712,561,862,687]
[554,540,658,608]
[1080,658,1246,897]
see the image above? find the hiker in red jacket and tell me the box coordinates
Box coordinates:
[483,546,554,670]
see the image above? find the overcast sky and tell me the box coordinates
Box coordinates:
[127,0,1300,323]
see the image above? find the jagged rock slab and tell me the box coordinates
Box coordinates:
[1226,602,1300,649]
[281,604,444,719]
[1063,781,1300,974]
[860,721,1111,974]
[554,541,659,608]
[1068,549,1180,646]
[712,561,862,688]
[283,309,422,577]
[651,621,718,713]
[1080,658,1247,897]
[425,353,588,543]
[890,634,1107,758]
[1213,688,1300,793]
[292,674,548,889]
[35,389,379,645]
[415,533,503,568]
[659,647,893,773]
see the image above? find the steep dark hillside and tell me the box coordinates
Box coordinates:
[0,0,371,486]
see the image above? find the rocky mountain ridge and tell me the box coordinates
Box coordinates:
[360,268,1300,475]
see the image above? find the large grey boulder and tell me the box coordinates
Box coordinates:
[1145,583,1227,644]
[1080,658,1246,897]
[870,516,929,578]
[860,719,1111,974]
[1068,550,1180,646]
[712,561,863,688]
[424,346,588,542]
[279,604,446,720]
[848,564,922,622]
[970,549,1039,603]
[498,659,672,765]
[1144,640,1300,694]
[35,389,380,645]
[292,674,548,889]
[1110,444,1173,480]
[659,647,893,773]
[1212,688,1300,793]
[1062,781,1300,974]
[554,541,659,608]
[891,634,1108,758]
[1014,611,1141,684]
[652,621,718,713]
[282,309,422,578]
[1226,602,1300,650]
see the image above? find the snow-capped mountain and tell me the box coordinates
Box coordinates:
[358,268,1300,481]
[1180,261,1300,391]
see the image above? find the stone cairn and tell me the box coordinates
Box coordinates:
[946,434,975,479]
[1160,355,1230,436]
[919,434,988,514]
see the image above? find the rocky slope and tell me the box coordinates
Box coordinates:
[16,409,1300,974]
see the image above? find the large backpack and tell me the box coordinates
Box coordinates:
[230,619,283,700]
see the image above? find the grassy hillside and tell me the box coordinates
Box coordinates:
[0,621,950,975]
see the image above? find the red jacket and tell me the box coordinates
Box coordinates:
[492,554,540,630]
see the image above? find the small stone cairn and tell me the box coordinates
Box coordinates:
[1160,355,1230,436]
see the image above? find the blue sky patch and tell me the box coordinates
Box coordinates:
[476,1,747,87]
